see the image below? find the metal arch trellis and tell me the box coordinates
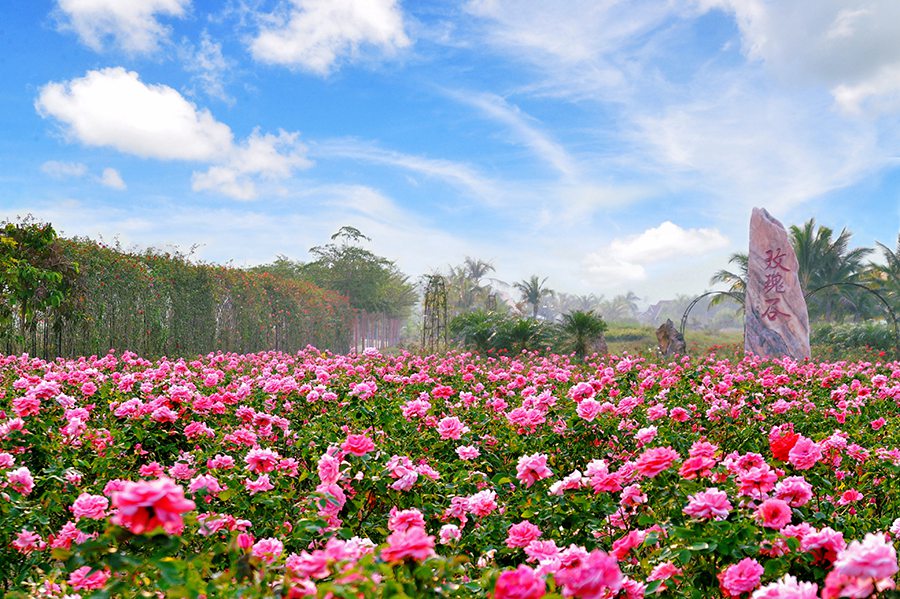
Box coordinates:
[422,275,448,353]
[679,291,745,337]
[803,282,900,358]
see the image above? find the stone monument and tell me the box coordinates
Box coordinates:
[744,208,811,360]
[656,319,686,357]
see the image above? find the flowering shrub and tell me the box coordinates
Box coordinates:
[0,348,899,597]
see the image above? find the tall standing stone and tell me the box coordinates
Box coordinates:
[744,208,811,360]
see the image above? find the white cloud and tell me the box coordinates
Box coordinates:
[183,31,234,103]
[250,0,410,74]
[314,139,504,204]
[55,0,190,54]
[704,0,900,114]
[36,67,232,161]
[36,68,312,200]
[99,167,126,190]
[41,160,87,178]
[452,91,577,177]
[583,222,728,287]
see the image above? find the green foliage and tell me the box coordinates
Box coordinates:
[0,219,79,347]
[300,227,417,318]
[450,310,552,354]
[811,321,897,360]
[554,310,607,359]
[0,222,353,357]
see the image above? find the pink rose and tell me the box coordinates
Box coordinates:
[635,446,679,478]
[756,498,792,530]
[555,549,623,597]
[788,436,822,470]
[68,566,111,591]
[516,453,553,488]
[110,477,196,535]
[719,558,763,596]
[71,493,109,521]
[506,520,542,549]
[437,416,469,440]
[341,434,376,457]
[495,565,546,599]
[380,526,435,563]
[251,537,284,564]
[683,488,732,521]
[833,533,899,580]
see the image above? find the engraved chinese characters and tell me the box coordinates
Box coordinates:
[744,208,811,360]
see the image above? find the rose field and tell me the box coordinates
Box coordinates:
[2,348,900,598]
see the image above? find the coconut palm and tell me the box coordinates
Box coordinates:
[556,310,608,359]
[790,219,871,321]
[871,234,900,310]
[514,275,554,319]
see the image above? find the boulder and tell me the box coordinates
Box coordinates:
[656,319,686,356]
[744,208,811,360]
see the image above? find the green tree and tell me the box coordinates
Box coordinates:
[0,219,79,348]
[514,275,553,319]
[301,227,416,318]
[789,219,871,321]
[555,309,608,359]
[871,234,900,310]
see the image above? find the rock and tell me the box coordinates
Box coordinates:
[744,207,811,360]
[656,319,686,356]
[590,335,609,356]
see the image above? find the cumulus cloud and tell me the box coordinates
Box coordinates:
[99,167,126,190]
[35,67,232,161]
[35,68,312,200]
[250,0,410,74]
[583,222,728,286]
[41,160,87,179]
[55,0,190,54]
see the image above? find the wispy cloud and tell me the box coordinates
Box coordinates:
[313,138,505,205]
[449,91,577,177]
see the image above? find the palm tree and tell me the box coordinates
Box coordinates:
[871,234,900,309]
[599,292,641,323]
[789,219,871,321]
[709,252,749,309]
[514,275,554,319]
[556,310,608,359]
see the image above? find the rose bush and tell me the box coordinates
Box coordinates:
[0,348,898,597]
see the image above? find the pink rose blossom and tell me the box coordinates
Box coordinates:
[516,453,553,488]
[380,526,435,563]
[71,493,109,521]
[635,446,679,478]
[751,575,818,598]
[495,565,546,599]
[110,477,196,535]
[68,566,111,591]
[251,537,284,564]
[456,445,480,460]
[506,520,542,549]
[439,524,461,545]
[774,476,813,507]
[6,466,34,495]
[719,558,764,596]
[788,436,822,470]
[437,416,469,440]
[388,507,426,533]
[833,533,899,580]
[341,433,376,456]
[555,549,623,597]
[756,498,792,530]
[683,488,732,521]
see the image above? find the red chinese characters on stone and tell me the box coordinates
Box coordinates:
[761,247,790,321]
[764,248,790,272]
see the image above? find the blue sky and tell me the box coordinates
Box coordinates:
[1,0,899,302]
